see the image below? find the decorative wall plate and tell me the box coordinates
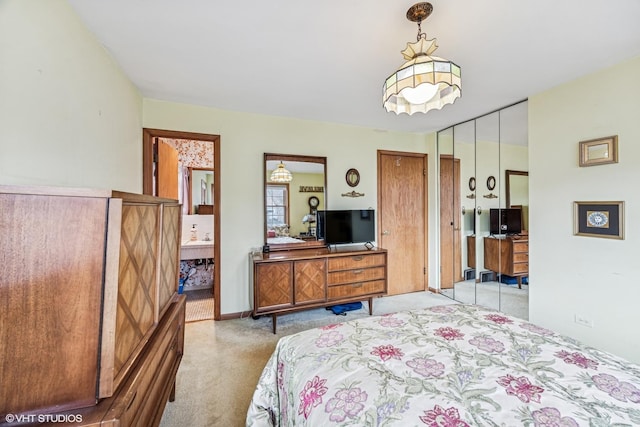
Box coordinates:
[587,211,609,228]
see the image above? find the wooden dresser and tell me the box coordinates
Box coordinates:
[252,247,387,332]
[483,235,529,288]
[0,185,184,426]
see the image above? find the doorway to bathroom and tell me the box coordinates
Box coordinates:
[142,128,221,321]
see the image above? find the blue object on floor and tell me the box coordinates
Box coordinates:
[327,302,362,315]
[178,278,185,294]
[500,275,528,285]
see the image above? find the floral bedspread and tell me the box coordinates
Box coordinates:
[246,304,640,426]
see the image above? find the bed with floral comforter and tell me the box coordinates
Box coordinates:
[246,304,640,426]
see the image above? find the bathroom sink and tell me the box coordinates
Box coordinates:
[180,241,214,260]
[181,240,213,247]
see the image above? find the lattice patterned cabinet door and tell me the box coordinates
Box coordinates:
[158,204,181,314]
[255,262,293,311]
[294,259,326,304]
[114,203,159,381]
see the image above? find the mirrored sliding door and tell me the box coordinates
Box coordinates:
[437,100,529,319]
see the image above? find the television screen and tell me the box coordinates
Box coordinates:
[489,208,522,235]
[316,209,375,245]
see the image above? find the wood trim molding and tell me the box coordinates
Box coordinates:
[142,128,222,321]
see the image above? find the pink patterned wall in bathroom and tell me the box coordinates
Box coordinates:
[160,138,214,168]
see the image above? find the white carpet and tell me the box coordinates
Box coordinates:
[441,279,529,320]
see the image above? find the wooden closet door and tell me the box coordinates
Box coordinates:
[439,155,461,289]
[377,151,428,295]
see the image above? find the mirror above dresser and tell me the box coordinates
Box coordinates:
[264,153,327,251]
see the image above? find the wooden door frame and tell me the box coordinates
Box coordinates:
[377,149,429,292]
[142,128,222,321]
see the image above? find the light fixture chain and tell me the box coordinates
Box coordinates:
[416,21,426,41]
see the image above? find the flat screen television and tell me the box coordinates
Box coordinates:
[316,209,375,245]
[489,208,522,235]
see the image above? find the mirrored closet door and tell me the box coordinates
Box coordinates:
[437,100,529,319]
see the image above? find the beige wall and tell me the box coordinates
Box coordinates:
[0,0,142,191]
[529,55,640,363]
[143,99,434,314]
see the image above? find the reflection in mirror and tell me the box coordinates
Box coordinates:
[190,168,214,214]
[264,153,327,251]
[506,170,529,231]
[437,127,456,300]
[474,111,501,312]
[451,120,476,305]
[498,102,529,319]
[437,100,528,319]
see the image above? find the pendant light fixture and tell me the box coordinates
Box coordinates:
[383,2,461,115]
[270,161,293,183]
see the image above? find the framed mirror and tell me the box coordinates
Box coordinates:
[264,153,327,251]
[505,170,528,208]
[189,168,214,214]
[505,169,529,232]
[345,168,360,187]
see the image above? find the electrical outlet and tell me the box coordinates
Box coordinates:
[574,314,594,328]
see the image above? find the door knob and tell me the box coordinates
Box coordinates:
[382,230,390,235]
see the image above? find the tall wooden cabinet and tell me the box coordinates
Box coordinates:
[0,185,184,425]
[253,247,387,332]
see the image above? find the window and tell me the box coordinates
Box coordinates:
[266,184,289,227]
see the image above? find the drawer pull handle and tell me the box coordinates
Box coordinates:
[352,256,364,261]
[352,270,364,275]
[127,391,138,411]
[352,283,363,288]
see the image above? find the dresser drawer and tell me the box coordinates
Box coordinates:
[328,253,385,271]
[134,331,182,426]
[512,262,528,274]
[512,242,528,253]
[328,266,385,286]
[328,280,385,299]
[513,253,528,263]
[109,298,184,427]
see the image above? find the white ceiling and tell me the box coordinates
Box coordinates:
[68,0,640,135]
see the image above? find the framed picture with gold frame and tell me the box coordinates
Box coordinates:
[579,135,618,167]
[573,201,624,239]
